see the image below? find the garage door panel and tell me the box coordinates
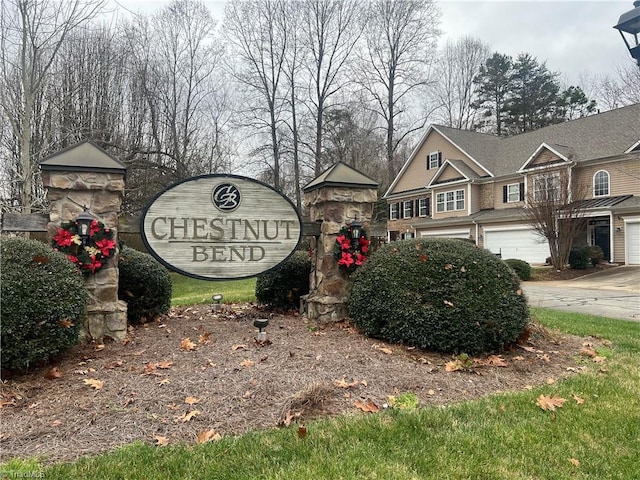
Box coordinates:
[484,228,550,264]
[626,222,640,265]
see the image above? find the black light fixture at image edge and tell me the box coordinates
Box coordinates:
[76,207,94,247]
[350,216,362,240]
[614,0,640,66]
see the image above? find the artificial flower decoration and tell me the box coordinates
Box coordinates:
[333,223,370,273]
[51,219,116,275]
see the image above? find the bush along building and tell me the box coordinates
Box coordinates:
[384,104,640,265]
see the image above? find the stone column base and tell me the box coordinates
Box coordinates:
[306,293,348,322]
[83,300,128,341]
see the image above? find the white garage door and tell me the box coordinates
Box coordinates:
[419,229,470,239]
[625,220,640,265]
[484,227,550,264]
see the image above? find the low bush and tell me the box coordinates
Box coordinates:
[255,251,311,309]
[504,258,531,281]
[118,245,172,323]
[1,237,87,371]
[347,238,529,355]
[569,245,590,269]
[587,245,605,266]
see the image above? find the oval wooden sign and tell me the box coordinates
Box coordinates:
[141,174,302,280]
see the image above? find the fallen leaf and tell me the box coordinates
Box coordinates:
[196,429,222,444]
[158,361,174,369]
[198,333,212,344]
[419,254,428,262]
[94,344,105,351]
[159,379,171,386]
[105,360,124,369]
[154,436,169,446]
[240,359,255,367]
[427,389,435,395]
[354,399,379,413]
[572,394,585,405]
[516,288,523,296]
[569,458,580,467]
[297,425,308,438]
[44,367,63,379]
[486,355,507,367]
[443,300,455,307]
[281,409,301,427]
[59,318,74,328]
[180,338,197,351]
[536,394,566,412]
[546,378,555,385]
[142,362,159,375]
[593,356,606,363]
[231,344,248,351]
[83,378,104,390]
[444,263,453,270]
[178,410,200,423]
[580,346,598,357]
[445,360,463,372]
[49,420,63,427]
[184,396,201,405]
[333,378,359,389]
[378,347,393,355]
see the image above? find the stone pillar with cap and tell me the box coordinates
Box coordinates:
[40,141,128,341]
[303,162,378,322]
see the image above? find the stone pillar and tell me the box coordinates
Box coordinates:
[304,182,377,322]
[40,142,128,341]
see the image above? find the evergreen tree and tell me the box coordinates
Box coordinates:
[472,52,513,136]
[557,85,597,120]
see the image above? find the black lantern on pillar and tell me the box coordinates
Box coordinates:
[76,208,94,247]
[614,1,640,66]
[350,216,362,240]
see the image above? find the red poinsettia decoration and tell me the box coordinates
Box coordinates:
[51,218,116,275]
[333,224,370,273]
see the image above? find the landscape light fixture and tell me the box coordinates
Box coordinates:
[76,207,94,247]
[253,318,269,342]
[350,216,362,240]
[614,0,640,66]
[212,293,224,311]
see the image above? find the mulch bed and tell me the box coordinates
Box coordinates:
[0,304,601,464]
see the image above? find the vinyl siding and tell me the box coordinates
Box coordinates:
[575,158,640,198]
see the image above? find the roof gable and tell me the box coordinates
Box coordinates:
[519,143,572,172]
[427,159,479,187]
[39,141,126,173]
[303,162,378,192]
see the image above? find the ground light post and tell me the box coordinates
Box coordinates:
[614,0,640,66]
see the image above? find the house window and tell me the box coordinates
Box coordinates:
[503,182,525,203]
[418,198,429,217]
[533,173,560,202]
[436,189,465,212]
[427,151,442,170]
[593,170,609,197]
[389,203,399,220]
[403,200,413,218]
[401,231,415,240]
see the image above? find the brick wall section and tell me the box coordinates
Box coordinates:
[41,170,127,341]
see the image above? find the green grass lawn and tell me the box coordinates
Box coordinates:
[170,273,256,306]
[3,309,639,479]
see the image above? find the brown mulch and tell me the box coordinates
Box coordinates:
[529,263,617,281]
[0,303,605,464]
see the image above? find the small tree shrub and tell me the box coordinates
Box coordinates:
[256,251,311,309]
[118,245,172,323]
[347,238,529,355]
[504,258,531,281]
[569,245,590,269]
[1,237,87,371]
[587,245,604,266]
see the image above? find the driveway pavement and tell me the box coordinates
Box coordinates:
[522,266,640,322]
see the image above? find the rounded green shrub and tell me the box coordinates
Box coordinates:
[1,237,87,371]
[504,258,531,281]
[347,238,529,355]
[587,245,604,266]
[569,245,590,269]
[256,251,311,309]
[118,244,172,323]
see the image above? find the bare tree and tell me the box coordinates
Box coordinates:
[223,0,288,192]
[358,0,440,184]
[301,0,363,176]
[523,167,590,270]
[0,0,106,213]
[431,36,490,130]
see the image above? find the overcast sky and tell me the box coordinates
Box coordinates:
[118,0,635,85]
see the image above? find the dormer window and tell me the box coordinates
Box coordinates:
[427,151,442,170]
[593,170,610,197]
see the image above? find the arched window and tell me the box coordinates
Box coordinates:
[593,170,609,197]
